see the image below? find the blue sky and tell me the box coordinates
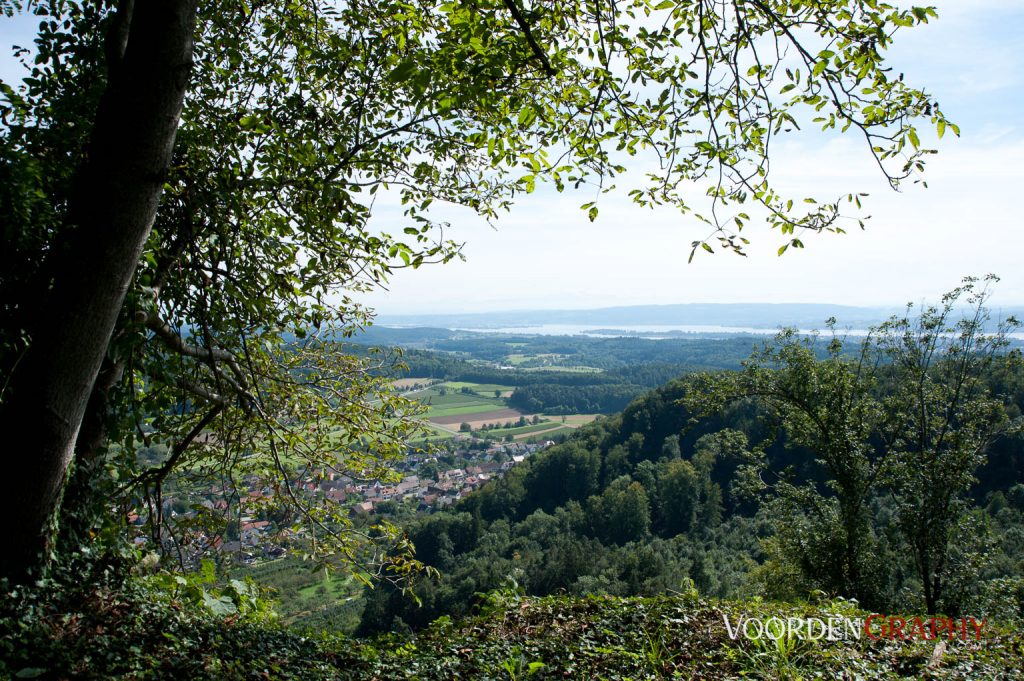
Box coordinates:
[363,1,1024,313]
[4,3,1023,314]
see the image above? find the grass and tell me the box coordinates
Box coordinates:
[439,381,514,395]
[503,353,534,365]
[412,391,492,406]
[232,558,364,631]
[518,426,575,442]
[410,388,510,420]
[407,431,458,447]
[426,403,512,418]
[296,574,356,602]
[390,377,437,390]
[522,365,603,373]
[399,383,522,441]
[476,421,559,438]
[541,413,601,426]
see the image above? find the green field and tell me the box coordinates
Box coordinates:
[406,424,458,446]
[439,381,514,395]
[523,365,603,373]
[234,558,364,631]
[476,420,559,438]
[518,425,575,442]
[503,353,534,365]
[409,385,511,420]
[501,353,603,373]
[541,413,602,426]
[428,405,505,419]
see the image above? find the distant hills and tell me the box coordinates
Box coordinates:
[375,302,1024,332]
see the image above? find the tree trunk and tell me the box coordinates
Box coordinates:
[0,0,198,583]
[921,553,937,615]
[57,355,127,551]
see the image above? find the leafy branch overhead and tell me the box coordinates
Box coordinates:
[459,0,948,259]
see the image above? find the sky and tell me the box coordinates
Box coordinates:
[361,1,1024,314]
[2,3,1022,315]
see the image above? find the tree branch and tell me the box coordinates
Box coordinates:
[501,0,556,77]
[132,404,224,488]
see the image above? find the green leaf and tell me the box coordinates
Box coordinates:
[203,591,238,616]
[386,60,417,83]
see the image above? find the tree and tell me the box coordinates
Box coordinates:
[0,0,951,583]
[0,0,200,580]
[689,326,887,604]
[588,477,651,546]
[459,422,472,433]
[524,443,601,514]
[687,277,1021,613]
[654,432,730,537]
[874,275,1021,614]
[656,459,700,536]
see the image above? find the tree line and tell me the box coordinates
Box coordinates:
[362,284,1024,630]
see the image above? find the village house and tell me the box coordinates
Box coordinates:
[350,501,375,516]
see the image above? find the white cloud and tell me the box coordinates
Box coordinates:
[361,4,1024,314]
[2,3,1021,314]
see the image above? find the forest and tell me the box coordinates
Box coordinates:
[363,294,1024,632]
[348,330,805,413]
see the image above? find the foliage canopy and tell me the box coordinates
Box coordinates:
[0,0,951,579]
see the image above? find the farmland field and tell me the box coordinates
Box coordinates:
[513,426,564,440]
[403,383,531,428]
[413,391,490,405]
[391,377,436,390]
[439,381,514,395]
[456,414,529,429]
[431,407,523,426]
[474,414,599,440]
[541,413,601,426]
[426,404,512,419]
[522,365,603,373]
[503,353,534,365]
[475,421,557,438]
[518,425,575,441]
[411,422,460,439]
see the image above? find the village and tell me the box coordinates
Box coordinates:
[334,439,549,516]
[135,438,556,565]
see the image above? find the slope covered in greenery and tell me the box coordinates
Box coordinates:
[361,347,1024,632]
[5,560,1023,680]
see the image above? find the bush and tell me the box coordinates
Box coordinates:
[0,549,366,680]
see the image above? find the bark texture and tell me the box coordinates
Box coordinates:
[0,0,199,582]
